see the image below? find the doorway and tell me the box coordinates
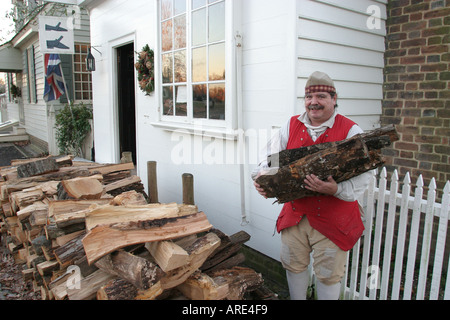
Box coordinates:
[116,42,136,164]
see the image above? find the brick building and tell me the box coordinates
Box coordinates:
[382,0,449,197]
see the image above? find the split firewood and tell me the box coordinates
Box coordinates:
[48,199,111,228]
[94,250,165,290]
[53,232,86,268]
[97,278,138,300]
[112,190,148,206]
[82,204,212,264]
[16,157,59,178]
[57,176,104,200]
[135,232,221,300]
[37,260,60,276]
[10,188,45,213]
[67,269,115,300]
[209,267,264,300]
[16,200,48,222]
[145,240,189,272]
[176,271,229,300]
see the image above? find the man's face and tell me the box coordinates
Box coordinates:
[304,92,337,126]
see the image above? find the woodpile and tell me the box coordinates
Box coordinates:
[0,155,266,300]
[256,125,399,203]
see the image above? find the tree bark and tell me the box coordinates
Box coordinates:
[256,127,398,203]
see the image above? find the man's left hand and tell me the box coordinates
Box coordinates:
[304,174,338,196]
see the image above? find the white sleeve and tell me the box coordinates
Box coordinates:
[251,119,290,180]
[333,124,374,202]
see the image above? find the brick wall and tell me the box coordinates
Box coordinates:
[382,0,450,196]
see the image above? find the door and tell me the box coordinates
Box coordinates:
[116,43,136,164]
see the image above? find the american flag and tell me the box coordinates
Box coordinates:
[44,53,66,102]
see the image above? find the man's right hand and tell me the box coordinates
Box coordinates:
[254,181,268,199]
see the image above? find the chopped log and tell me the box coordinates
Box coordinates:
[135,232,221,300]
[53,232,86,268]
[67,269,115,300]
[16,157,59,178]
[267,124,399,167]
[84,203,197,231]
[145,240,189,272]
[103,175,142,196]
[57,176,104,200]
[256,135,384,203]
[201,230,250,272]
[204,252,246,273]
[112,190,147,206]
[97,278,138,300]
[95,250,165,290]
[37,260,60,276]
[83,210,213,265]
[16,201,47,222]
[87,162,135,175]
[176,271,229,300]
[10,189,45,213]
[209,267,264,300]
[31,235,52,256]
[49,199,111,228]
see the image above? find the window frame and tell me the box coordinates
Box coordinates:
[155,0,237,136]
[72,42,93,103]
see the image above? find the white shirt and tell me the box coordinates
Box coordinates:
[252,110,373,202]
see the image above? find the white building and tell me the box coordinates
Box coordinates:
[30,0,390,261]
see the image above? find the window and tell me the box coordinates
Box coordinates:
[160,0,226,123]
[73,43,93,101]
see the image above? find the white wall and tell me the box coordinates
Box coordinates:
[88,0,386,262]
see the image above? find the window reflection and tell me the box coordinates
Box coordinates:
[209,1,225,42]
[209,43,225,81]
[161,0,172,20]
[174,50,186,83]
[209,83,225,120]
[161,19,173,52]
[174,14,186,49]
[192,0,206,10]
[162,53,173,83]
[163,86,174,116]
[175,85,187,116]
[192,8,206,46]
[193,84,207,119]
[192,47,207,82]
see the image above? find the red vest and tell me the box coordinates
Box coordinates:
[276,114,365,251]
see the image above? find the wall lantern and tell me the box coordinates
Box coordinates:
[86,46,101,72]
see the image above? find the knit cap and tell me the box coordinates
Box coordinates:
[305,71,336,94]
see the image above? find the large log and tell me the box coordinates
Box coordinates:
[267,124,399,168]
[82,204,213,264]
[57,176,104,200]
[209,267,264,300]
[95,250,165,290]
[16,157,59,178]
[256,130,396,203]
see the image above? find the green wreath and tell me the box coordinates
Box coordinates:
[135,44,155,96]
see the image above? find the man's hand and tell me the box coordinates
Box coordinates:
[254,181,267,199]
[304,174,338,196]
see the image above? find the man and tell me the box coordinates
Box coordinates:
[252,71,372,300]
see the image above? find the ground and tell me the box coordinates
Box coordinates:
[0,241,41,300]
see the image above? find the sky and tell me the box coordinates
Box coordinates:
[0,1,15,44]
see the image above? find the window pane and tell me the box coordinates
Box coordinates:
[174,50,186,83]
[174,14,186,49]
[209,42,225,81]
[209,83,225,120]
[163,86,174,115]
[161,0,173,20]
[174,0,186,15]
[192,46,207,82]
[175,85,187,116]
[192,0,206,10]
[209,1,225,42]
[193,84,207,118]
[161,19,173,52]
[208,0,220,3]
[192,8,206,46]
[162,53,173,83]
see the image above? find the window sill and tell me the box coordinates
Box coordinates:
[151,121,239,141]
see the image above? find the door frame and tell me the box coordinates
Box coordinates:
[108,33,137,164]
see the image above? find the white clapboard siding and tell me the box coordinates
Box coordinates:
[334,169,450,300]
[296,0,387,131]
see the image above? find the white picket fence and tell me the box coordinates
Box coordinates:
[339,168,450,300]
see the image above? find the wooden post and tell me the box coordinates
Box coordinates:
[147,161,159,203]
[182,173,194,205]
